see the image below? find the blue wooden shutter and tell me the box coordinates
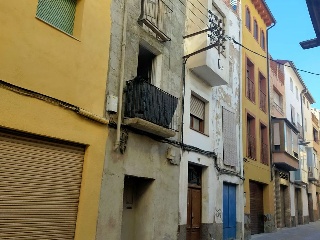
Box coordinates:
[36,0,77,35]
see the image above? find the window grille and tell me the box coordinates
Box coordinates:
[36,0,77,35]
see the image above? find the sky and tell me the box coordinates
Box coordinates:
[265,1,320,109]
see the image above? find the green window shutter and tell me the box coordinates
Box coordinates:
[36,0,77,35]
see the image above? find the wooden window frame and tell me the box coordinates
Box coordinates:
[245,7,251,31]
[253,19,259,41]
[246,112,256,159]
[190,114,205,134]
[246,57,255,103]
[260,122,269,165]
[260,30,265,50]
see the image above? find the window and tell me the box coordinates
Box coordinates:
[313,128,319,143]
[273,89,283,112]
[273,122,280,151]
[259,72,267,112]
[290,78,293,91]
[246,58,255,102]
[245,7,251,30]
[295,86,299,100]
[223,108,237,167]
[260,123,268,165]
[292,132,298,158]
[253,20,258,40]
[290,105,295,124]
[286,124,292,154]
[190,95,205,133]
[303,96,306,104]
[247,113,256,159]
[36,0,77,35]
[305,118,307,132]
[137,45,156,83]
[260,30,265,50]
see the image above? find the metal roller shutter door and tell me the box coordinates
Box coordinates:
[0,131,84,240]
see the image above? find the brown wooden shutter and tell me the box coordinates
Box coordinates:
[223,108,237,166]
[190,95,205,120]
[0,131,84,240]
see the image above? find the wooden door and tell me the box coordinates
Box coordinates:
[187,188,201,240]
[250,181,264,234]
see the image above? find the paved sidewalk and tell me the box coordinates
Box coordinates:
[251,220,320,240]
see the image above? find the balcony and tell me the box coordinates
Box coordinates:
[246,77,255,102]
[308,167,319,181]
[259,90,267,112]
[272,102,283,115]
[247,134,256,159]
[295,168,308,185]
[261,142,269,165]
[273,152,299,171]
[185,10,228,87]
[124,77,178,138]
[138,0,172,42]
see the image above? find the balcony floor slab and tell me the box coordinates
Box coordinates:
[124,118,176,138]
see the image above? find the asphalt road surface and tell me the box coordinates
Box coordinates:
[251,220,320,240]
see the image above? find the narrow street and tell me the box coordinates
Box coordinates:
[251,220,320,240]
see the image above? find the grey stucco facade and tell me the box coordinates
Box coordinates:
[96,0,186,239]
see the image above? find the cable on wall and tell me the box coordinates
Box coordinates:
[0,79,109,125]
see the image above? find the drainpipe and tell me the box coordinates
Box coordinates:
[180,58,189,145]
[114,3,128,151]
[238,18,244,181]
[266,22,276,181]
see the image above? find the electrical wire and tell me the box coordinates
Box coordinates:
[182,0,209,27]
[231,38,320,76]
[167,0,211,30]
[166,0,203,30]
[174,0,320,77]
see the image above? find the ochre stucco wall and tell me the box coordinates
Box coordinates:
[241,0,275,215]
[0,1,111,239]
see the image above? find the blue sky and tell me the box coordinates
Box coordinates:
[265,0,320,109]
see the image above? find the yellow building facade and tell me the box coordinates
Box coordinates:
[241,0,276,238]
[0,1,111,239]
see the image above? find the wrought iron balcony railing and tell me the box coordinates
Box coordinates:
[138,0,172,42]
[261,142,269,165]
[125,77,178,130]
[246,77,255,102]
[259,90,267,113]
[247,134,256,159]
[273,102,283,115]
